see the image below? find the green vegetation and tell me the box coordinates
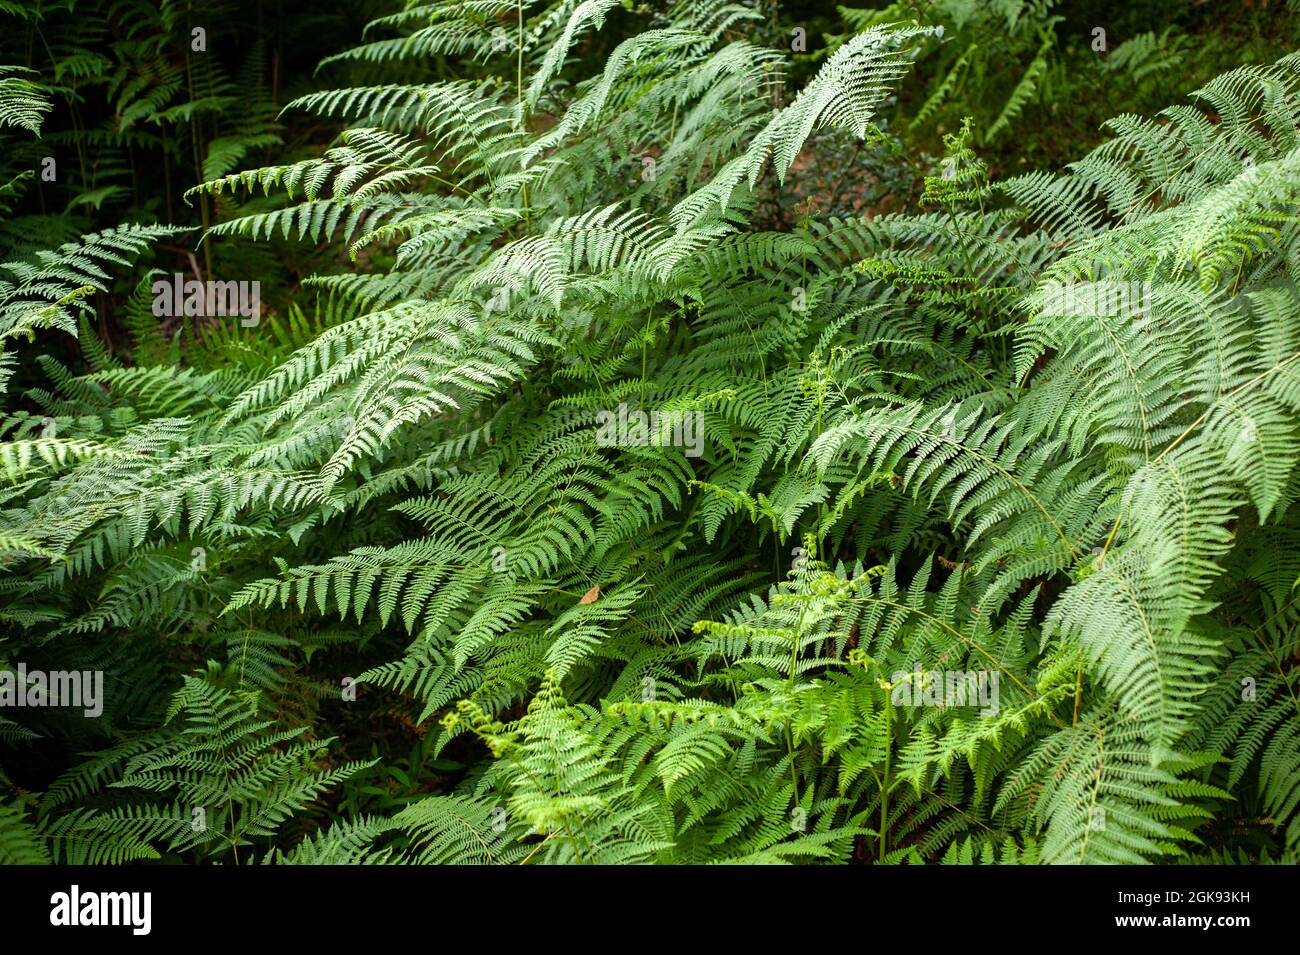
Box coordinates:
[1,0,1299,865]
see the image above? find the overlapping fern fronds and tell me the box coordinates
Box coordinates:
[1,0,1298,866]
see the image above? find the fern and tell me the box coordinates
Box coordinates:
[1,0,1298,869]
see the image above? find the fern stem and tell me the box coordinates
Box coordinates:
[879,697,891,860]
[1156,349,1300,465]
[847,593,1063,726]
[516,0,530,229]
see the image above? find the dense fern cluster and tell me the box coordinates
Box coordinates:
[1,0,1299,865]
